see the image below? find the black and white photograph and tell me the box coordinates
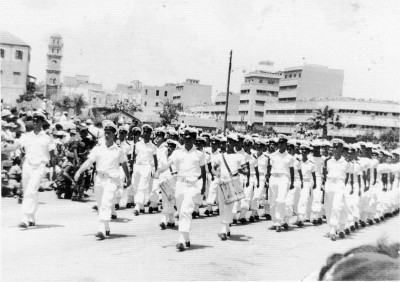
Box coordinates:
[1,0,399,281]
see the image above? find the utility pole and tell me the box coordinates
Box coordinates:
[223,50,232,135]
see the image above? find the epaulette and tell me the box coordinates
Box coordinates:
[308,160,314,164]
[206,151,211,155]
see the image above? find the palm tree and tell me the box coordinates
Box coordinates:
[54,95,73,112]
[308,105,343,139]
[72,94,88,116]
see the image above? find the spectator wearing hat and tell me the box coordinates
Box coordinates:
[131,124,158,216]
[324,139,351,241]
[54,152,75,199]
[74,120,131,240]
[10,111,57,228]
[155,127,206,251]
[267,134,295,232]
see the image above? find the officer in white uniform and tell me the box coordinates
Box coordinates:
[132,124,157,216]
[205,135,221,216]
[268,134,295,232]
[155,128,206,252]
[126,127,142,208]
[324,139,350,241]
[12,111,56,228]
[74,120,131,240]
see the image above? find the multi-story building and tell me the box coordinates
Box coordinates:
[0,31,31,105]
[46,34,63,97]
[278,64,344,102]
[264,97,400,141]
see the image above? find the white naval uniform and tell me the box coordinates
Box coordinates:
[284,154,301,221]
[87,143,127,233]
[17,130,55,224]
[359,157,372,222]
[159,155,177,225]
[269,150,295,225]
[367,157,380,218]
[324,157,351,232]
[169,145,205,243]
[214,152,246,233]
[233,149,248,215]
[345,160,362,224]
[310,155,324,220]
[132,140,157,211]
[150,142,168,207]
[206,149,221,206]
[297,158,316,221]
[250,152,268,213]
[240,152,258,217]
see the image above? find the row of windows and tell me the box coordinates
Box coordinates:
[265,109,314,114]
[51,48,60,54]
[284,72,301,79]
[215,101,226,105]
[255,111,264,117]
[279,98,296,102]
[240,100,249,104]
[255,100,265,105]
[239,111,248,115]
[265,122,298,127]
[339,109,399,117]
[172,96,180,100]
[0,49,23,60]
[241,89,250,94]
[144,89,168,97]
[279,85,297,91]
[244,78,279,84]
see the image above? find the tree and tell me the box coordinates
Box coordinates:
[54,95,73,112]
[308,105,343,139]
[356,130,378,143]
[379,128,399,150]
[157,99,183,125]
[72,94,88,116]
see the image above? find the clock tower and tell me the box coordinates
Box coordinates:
[45,34,63,97]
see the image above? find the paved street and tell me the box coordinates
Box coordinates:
[2,190,399,281]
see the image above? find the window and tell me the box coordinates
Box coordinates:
[299,73,301,78]
[240,100,249,104]
[56,49,59,53]
[0,49,4,58]
[164,91,168,97]
[52,48,54,53]
[241,89,250,94]
[255,111,264,117]
[259,79,263,83]
[255,100,265,105]
[239,111,248,115]
[155,102,159,107]
[289,74,292,78]
[216,101,226,105]
[52,60,57,65]
[256,90,267,94]
[144,101,147,106]
[156,90,159,96]
[145,89,148,95]
[13,72,21,84]
[279,85,297,91]
[285,75,288,79]
[15,50,23,60]
[93,98,97,105]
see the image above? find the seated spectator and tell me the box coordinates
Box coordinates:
[54,153,75,199]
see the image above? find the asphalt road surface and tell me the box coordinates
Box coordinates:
[2,190,399,281]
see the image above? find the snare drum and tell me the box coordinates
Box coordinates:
[218,178,245,205]
[159,176,177,202]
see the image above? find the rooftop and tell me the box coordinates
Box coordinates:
[0,31,30,47]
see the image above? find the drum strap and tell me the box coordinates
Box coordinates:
[222,153,233,178]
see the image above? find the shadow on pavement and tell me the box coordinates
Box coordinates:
[107,234,136,240]
[229,234,253,241]
[112,218,133,223]
[19,224,65,230]
[186,244,214,251]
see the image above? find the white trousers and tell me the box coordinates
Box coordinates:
[175,180,197,233]
[206,178,220,205]
[285,179,301,219]
[21,162,47,223]
[113,166,125,207]
[132,164,153,209]
[94,175,118,223]
[297,180,312,221]
[250,174,266,211]
[324,179,347,229]
[160,175,176,224]
[311,176,323,220]
[269,175,289,225]
[217,181,234,233]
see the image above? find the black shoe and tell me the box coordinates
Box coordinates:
[240,218,247,224]
[360,220,366,227]
[140,209,145,214]
[330,234,337,241]
[265,214,272,220]
[304,219,311,223]
[374,218,380,223]
[215,209,220,215]
[344,228,350,235]
[276,226,282,232]
[154,207,159,212]
[317,218,323,225]
[148,207,153,214]
[227,232,231,238]
[254,215,260,221]
[218,233,228,241]
[268,225,276,230]
[350,225,355,231]
[18,222,28,228]
[380,216,385,221]
[18,197,23,204]
[115,204,120,210]
[312,219,318,225]
[126,203,132,209]
[29,221,35,227]
[71,196,79,201]
[111,215,117,220]
[354,222,359,229]
[204,210,210,216]
[159,222,166,230]
[322,215,326,220]
[133,210,139,216]
[105,230,110,236]
[232,219,237,224]
[185,241,190,248]
[167,222,175,228]
[192,211,197,219]
[92,205,98,211]
[95,232,106,240]
[282,223,289,230]
[368,219,374,225]
[176,243,185,252]
[296,221,304,227]
[249,216,255,222]
[338,231,345,239]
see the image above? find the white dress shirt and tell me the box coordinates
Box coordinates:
[88,143,127,178]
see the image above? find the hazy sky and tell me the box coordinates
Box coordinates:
[1,0,400,101]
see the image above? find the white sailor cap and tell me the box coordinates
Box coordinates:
[322,140,332,147]
[1,120,10,127]
[365,142,374,149]
[331,138,345,146]
[220,136,227,142]
[167,139,180,147]
[196,136,207,142]
[311,139,323,147]
[210,135,220,142]
[300,144,311,150]
[142,124,153,132]
[168,129,178,136]
[253,137,261,145]
[277,134,289,142]
[1,109,11,117]
[155,127,167,136]
[131,126,142,134]
[287,139,297,146]
[86,119,93,125]
[251,133,260,138]
[227,133,239,142]
[343,143,351,150]
[201,132,211,138]
[33,111,47,120]
[118,124,130,133]
[184,127,198,135]
[102,120,117,131]
[244,136,254,144]
[358,141,366,147]
[237,133,245,140]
